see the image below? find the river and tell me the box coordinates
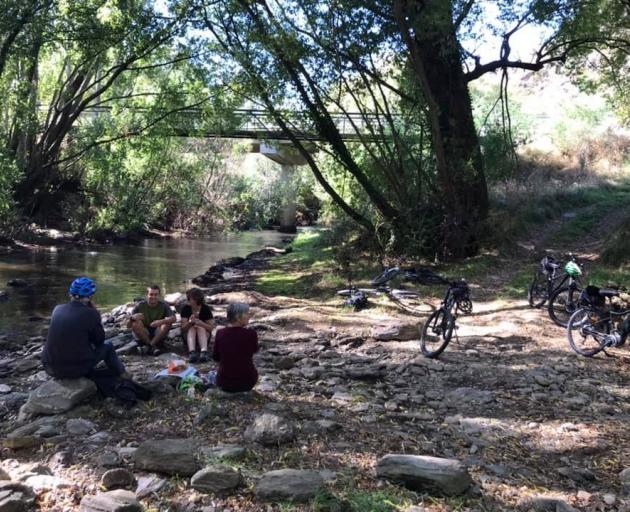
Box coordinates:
[0,230,291,334]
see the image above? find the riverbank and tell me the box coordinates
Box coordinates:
[1,228,630,511]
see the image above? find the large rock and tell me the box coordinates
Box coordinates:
[101,469,136,490]
[20,378,97,416]
[376,454,472,495]
[66,418,97,435]
[134,439,199,476]
[256,469,324,502]
[371,322,419,341]
[190,465,242,493]
[0,481,36,511]
[80,489,143,512]
[135,475,166,499]
[244,414,295,446]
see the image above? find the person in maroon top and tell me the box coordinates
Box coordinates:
[212,303,259,392]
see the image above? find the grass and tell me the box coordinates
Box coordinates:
[312,489,413,512]
[255,229,382,299]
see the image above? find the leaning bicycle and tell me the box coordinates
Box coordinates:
[421,277,473,358]
[566,286,630,357]
[528,254,584,311]
[546,258,585,327]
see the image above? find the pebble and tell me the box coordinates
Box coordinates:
[0,383,11,394]
[603,493,616,505]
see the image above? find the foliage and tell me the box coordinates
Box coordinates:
[0,150,21,235]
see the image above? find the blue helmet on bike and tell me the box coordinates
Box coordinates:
[69,277,96,298]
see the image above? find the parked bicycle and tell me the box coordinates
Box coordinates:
[528,254,584,316]
[421,276,473,358]
[336,266,424,310]
[566,285,630,357]
[546,258,585,327]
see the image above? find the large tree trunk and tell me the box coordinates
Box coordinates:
[394,0,488,259]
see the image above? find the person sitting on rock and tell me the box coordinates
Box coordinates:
[127,284,176,356]
[181,287,214,363]
[42,277,130,380]
[213,303,259,392]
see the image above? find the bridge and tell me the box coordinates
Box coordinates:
[72,106,398,141]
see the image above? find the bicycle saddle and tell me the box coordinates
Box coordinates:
[585,285,619,298]
[541,256,560,272]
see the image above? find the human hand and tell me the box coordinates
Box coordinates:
[150,320,161,328]
[132,313,144,322]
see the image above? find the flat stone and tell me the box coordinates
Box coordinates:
[190,465,242,493]
[446,387,494,405]
[256,469,324,502]
[134,439,199,476]
[20,378,96,416]
[22,474,70,493]
[200,445,247,461]
[0,481,36,511]
[244,413,295,446]
[376,454,472,495]
[371,322,419,341]
[66,418,97,435]
[135,475,166,499]
[101,469,136,490]
[80,489,143,512]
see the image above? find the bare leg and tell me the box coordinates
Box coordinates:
[150,324,171,347]
[131,321,151,345]
[197,327,209,352]
[187,327,198,353]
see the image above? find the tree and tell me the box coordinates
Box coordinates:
[183,0,630,258]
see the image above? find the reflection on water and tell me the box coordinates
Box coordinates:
[0,231,291,334]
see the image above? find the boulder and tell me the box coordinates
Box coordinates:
[134,439,199,476]
[190,465,242,493]
[256,469,324,502]
[20,378,97,417]
[371,322,419,341]
[244,413,295,446]
[375,454,472,495]
[135,475,166,499]
[164,292,185,306]
[101,469,136,490]
[80,489,143,512]
[0,481,36,511]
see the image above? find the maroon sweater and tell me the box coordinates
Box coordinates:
[212,326,259,392]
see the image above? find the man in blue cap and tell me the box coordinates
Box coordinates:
[42,277,129,380]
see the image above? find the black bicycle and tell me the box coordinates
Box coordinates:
[566,286,630,357]
[528,254,583,312]
[337,266,425,310]
[421,277,473,358]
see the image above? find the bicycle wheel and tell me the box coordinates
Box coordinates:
[528,272,548,308]
[548,285,582,327]
[567,308,609,357]
[421,308,455,358]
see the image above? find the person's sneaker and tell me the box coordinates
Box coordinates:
[139,345,151,356]
[199,351,209,363]
[149,346,162,357]
[188,351,199,363]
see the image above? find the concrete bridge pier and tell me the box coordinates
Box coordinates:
[258,142,310,234]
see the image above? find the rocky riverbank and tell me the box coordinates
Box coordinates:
[2,241,630,511]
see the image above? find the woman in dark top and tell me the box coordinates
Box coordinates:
[181,288,214,363]
[212,302,259,392]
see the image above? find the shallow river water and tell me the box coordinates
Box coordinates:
[0,230,291,334]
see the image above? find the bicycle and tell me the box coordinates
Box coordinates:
[420,276,473,358]
[566,285,630,357]
[546,257,585,327]
[527,254,583,310]
[336,266,424,310]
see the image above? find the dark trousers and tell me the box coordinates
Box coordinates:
[92,342,126,376]
[44,341,125,379]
